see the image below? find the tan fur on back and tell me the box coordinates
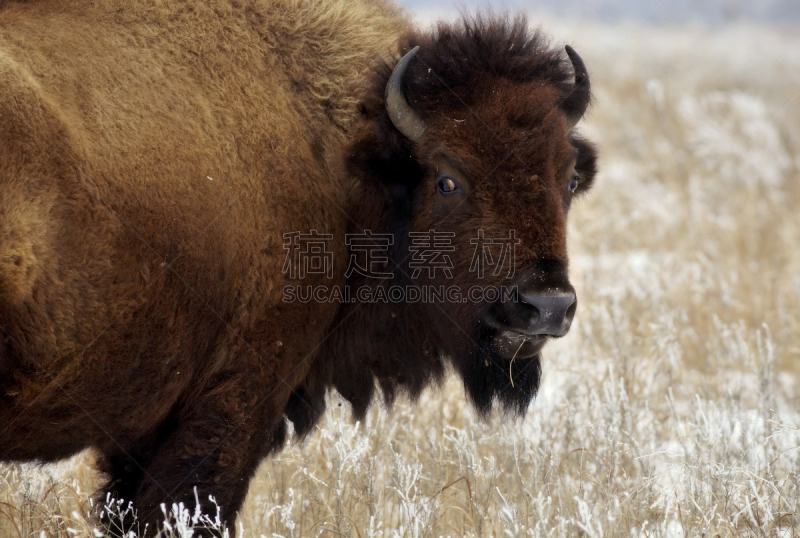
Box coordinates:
[0,0,406,450]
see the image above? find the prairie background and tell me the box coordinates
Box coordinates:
[2,7,800,538]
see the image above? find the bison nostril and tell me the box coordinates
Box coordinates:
[519,290,577,337]
[565,297,578,323]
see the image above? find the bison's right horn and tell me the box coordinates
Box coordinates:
[385,46,426,142]
[561,45,591,130]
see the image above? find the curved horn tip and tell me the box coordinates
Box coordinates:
[563,44,591,130]
[385,45,427,142]
[564,45,588,83]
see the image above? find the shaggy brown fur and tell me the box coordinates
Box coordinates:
[0,1,597,535]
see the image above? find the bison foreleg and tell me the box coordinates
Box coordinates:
[95,414,180,536]
[97,380,287,537]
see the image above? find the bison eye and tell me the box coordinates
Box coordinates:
[569,175,579,193]
[438,176,458,194]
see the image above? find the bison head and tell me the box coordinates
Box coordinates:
[333,15,597,420]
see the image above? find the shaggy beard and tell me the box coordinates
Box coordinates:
[450,338,542,417]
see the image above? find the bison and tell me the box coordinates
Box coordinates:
[0,0,598,534]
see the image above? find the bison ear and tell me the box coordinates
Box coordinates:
[345,118,425,194]
[570,134,598,195]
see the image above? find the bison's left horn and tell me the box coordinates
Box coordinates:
[561,45,591,130]
[385,46,426,142]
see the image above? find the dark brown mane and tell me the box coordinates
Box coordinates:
[364,14,578,119]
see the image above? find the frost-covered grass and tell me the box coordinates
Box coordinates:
[2,17,800,538]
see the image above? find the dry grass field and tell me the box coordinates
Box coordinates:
[2,13,800,538]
